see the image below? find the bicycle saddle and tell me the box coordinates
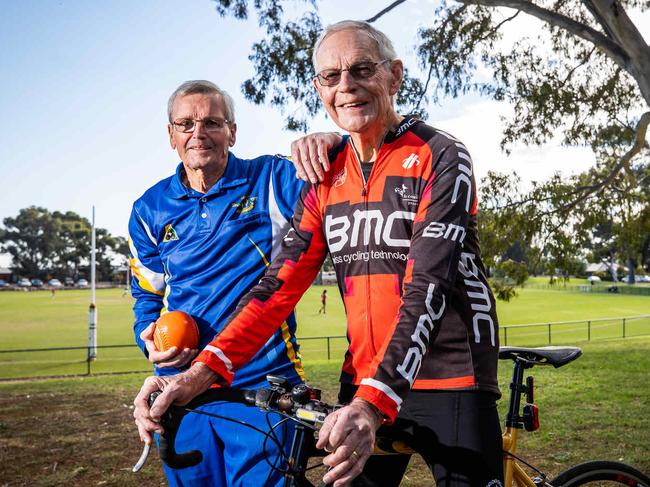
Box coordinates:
[498,346,582,368]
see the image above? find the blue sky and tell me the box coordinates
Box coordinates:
[2,0,646,267]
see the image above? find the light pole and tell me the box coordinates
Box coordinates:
[87,206,97,362]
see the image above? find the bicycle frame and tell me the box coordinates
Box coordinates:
[503,354,537,487]
[138,347,585,487]
[503,426,537,487]
[498,346,584,487]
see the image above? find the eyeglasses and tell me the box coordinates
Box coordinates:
[314,60,391,87]
[171,117,231,133]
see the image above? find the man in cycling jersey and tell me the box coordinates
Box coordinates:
[134,23,503,487]
[129,79,338,486]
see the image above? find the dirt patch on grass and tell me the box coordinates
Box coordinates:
[0,389,165,487]
[1,384,647,486]
[0,388,544,487]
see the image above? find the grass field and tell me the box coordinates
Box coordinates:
[0,285,648,485]
[0,337,648,486]
[0,286,649,378]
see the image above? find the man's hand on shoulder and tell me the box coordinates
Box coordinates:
[290,132,342,183]
[140,322,198,368]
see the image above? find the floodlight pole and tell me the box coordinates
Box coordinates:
[87,206,98,362]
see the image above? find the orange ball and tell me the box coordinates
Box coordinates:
[153,311,199,351]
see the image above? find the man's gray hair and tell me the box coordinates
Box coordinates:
[167,80,235,123]
[311,20,398,71]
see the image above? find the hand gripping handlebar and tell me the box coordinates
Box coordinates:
[133,376,328,472]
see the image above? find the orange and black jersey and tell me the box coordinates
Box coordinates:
[196,116,500,422]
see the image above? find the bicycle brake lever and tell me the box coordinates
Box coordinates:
[132,442,151,473]
[131,391,161,473]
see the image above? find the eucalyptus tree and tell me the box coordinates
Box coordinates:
[211,0,649,201]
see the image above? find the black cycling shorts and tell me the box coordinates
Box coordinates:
[339,385,504,487]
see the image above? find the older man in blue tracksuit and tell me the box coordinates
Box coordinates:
[129,80,336,486]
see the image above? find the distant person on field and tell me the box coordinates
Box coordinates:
[318,289,327,314]
[128,80,341,486]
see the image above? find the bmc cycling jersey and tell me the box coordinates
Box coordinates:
[196,117,499,421]
[129,153,304,388]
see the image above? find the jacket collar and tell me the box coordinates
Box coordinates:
[168,152,247,199]
[383,115,422,144]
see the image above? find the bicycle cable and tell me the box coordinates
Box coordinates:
[263,414,296,475]
[262,413,284,485]
[262,412,329,476]
[503,450,548,479]
[179,406,285,452]
[176,405,322,478]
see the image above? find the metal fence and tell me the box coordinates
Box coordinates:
[498,315,650,347]
[525,283,650,296]
[1,315,649,381]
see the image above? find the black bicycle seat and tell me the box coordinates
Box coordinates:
[498,346,582,368]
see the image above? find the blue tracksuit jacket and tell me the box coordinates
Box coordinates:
[128,152,304,388]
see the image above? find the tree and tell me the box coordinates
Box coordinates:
[0,207,126,281]
[211,0,649,200]
[54,210,91,279]
[211,1,650,290]
[95,231,128,282]
[579,152,650,282]
[478,171,539,274]
[0,207,61,278]
[479,145,648,284]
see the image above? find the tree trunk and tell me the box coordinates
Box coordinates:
[627,256,636,284]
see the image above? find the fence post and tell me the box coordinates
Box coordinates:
[86,346,91,375]
[588,320,591,341]
[623,318,626,338]
[548,323,552,344]
[327,337,331,361]
[504,327,508,346]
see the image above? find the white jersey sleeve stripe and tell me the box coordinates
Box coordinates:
[360,378,403,408]
[204,345,234,373]
[128,237,166,294]
[137,214,158,245]
[267,172,292,261]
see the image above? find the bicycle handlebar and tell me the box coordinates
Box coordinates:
[134,375,333,472]
[133,346,585,476]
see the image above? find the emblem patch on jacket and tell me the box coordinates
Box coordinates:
[232,195,257,214]
[163,224,179,242]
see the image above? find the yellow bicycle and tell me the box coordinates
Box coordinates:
[137,346,650,487]
[371,346,649,487]
[498,346,649,487]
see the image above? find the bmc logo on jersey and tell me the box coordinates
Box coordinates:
[402,153,420,169]
[422,221,466,243]
[326,209,415,252]
[396,283,446,385]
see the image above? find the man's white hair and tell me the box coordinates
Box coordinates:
[311,20,398,71]
[167,80,235,123]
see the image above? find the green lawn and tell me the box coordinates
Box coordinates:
[303,337,650,470]
[497,288,649,325]
[0,285,648,378]
[0,286,648,484]
[1,337,648,486]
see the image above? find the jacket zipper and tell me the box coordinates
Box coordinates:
[349,140,379,356]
